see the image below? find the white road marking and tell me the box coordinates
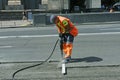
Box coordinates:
[0,46,13,48]
[78,32,120,36]
[0,32,120,39]
[100,28,120,30]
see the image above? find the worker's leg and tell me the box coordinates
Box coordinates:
[63,33,74,58]
[63,42,67,55]
[65,43,73,58]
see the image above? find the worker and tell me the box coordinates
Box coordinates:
[50,15,78,63]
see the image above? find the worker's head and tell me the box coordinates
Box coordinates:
[50,15,57,23]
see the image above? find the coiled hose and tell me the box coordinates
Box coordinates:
[12,39,59,80]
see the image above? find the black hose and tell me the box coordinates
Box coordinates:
[12,39,59,80]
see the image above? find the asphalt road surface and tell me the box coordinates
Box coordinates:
[0,23,120,80]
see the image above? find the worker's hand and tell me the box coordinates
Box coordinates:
[59,33,63,38]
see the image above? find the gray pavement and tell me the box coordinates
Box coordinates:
[1,62,120,80]
[0,22,120,80]
[0,20,31,28]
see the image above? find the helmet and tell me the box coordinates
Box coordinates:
[50,15,57,23]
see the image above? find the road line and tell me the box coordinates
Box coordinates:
[79,32,120,36]
[100,28,120,30]
[0,46,13,48]
[0,32,120,39]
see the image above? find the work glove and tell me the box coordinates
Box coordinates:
[59,33,63,38]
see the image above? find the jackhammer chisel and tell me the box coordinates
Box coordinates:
[60,37,67,75]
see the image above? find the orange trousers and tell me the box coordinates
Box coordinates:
[63,43,73,58]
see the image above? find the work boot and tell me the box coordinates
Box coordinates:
[63,56,71,63]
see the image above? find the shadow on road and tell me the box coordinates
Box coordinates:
[70,56,103,63]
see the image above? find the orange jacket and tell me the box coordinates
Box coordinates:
[55,16,78,37]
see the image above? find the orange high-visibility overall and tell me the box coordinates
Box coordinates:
[55,16,78,58]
